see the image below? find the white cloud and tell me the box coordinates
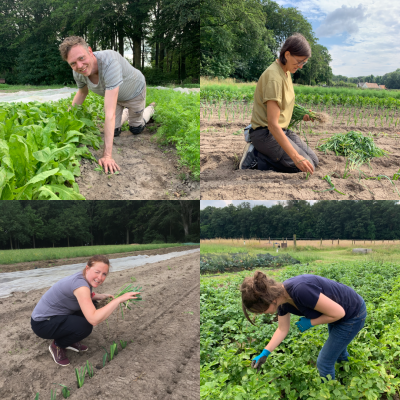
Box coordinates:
[282,0,400,76]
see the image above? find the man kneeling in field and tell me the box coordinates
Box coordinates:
[59,36,155,174]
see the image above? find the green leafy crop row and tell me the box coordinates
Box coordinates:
[201,261,400,399]
[0,93,104,199]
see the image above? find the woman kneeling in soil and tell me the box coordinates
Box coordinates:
[31,255,140,366]
[240,33,318,174]
[241,271,366,381]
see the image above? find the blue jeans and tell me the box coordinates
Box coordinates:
[316,298,367,380]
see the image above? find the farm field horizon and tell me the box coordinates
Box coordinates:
[200,241,400,399]
[200,81,400,200]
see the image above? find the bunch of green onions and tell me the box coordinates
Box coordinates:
[289,104,329,129]
[113,283,142,319]
[317,130,388,167]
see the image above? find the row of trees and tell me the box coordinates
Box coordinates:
[0,0,199,85]
[0,201,200,250]
[201,200,400,240]
[332,70,400,90]
[201,0,332,84]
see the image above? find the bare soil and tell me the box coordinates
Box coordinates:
[201,105,400,200]
[0,250,200,400]
[0,245,199,273]
[77,122,199,200]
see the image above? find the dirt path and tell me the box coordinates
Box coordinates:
[0,245,199,273]
[201,106,400,200]
[77,123,200,200]
[0,251,200,400]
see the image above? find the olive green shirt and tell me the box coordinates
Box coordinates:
[251,60,295,129]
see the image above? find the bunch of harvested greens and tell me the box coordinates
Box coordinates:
[107,282,143,319]
[289,104,330,129]
[317,130,388,167]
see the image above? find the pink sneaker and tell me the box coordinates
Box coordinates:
[66,341,88,352]
[49,341,70,366]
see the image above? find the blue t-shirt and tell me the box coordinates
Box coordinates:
[277,275,363,322]
[31,271,92,321]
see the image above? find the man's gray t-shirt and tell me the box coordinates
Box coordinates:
[73,50,145,101]
[31,271,92,321]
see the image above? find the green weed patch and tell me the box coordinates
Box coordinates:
[200,252,300,274]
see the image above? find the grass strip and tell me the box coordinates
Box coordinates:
[317,131,388,167]
[0,243,184,265]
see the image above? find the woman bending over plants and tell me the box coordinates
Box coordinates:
[239,33,318,174]
[240,271,366,381]
[31,255,140,367]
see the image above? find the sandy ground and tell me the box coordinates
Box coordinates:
[0,249,200,400]
[0,245,199,273]
[201,105,400,200]
[77,122,199,200]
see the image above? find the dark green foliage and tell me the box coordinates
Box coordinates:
[201,200,400,240]
[200,252,300,273]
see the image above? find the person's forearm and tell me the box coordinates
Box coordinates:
[311,314,343,326]
[268,123,298,159]
[72,92,87,107]
[92,298,121,326]
[103,115,116,158]
[264,328,289,353]
[92,293,102,301]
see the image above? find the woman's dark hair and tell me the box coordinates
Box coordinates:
[240,270,284,325]
[279,33,311,65]
[82,255,111,277]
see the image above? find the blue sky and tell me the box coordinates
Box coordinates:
[275,0,400,77]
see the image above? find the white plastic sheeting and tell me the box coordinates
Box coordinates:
[0,248,199,298]
[0,86,200,104]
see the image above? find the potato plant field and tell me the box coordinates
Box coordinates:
[200,260,400,399]
[0,88,200,200]
[200,84,400,200]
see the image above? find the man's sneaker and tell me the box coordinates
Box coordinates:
[129,123,145,135]
[66,341,88,352]
[49,340,70,366]
[239,143,258,170]
[114,127,121,137]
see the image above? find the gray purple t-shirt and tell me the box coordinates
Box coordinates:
[73,50,145,101]
[277,274,363,322]
[31,271,92,321]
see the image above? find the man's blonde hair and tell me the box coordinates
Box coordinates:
[59,36,89,61]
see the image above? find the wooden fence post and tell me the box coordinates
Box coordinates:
[293,234,297,247]
[320,238,322,247]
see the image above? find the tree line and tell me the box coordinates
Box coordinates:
[332,69,400,90]
[0,200,200,250]
[201,0,332,84]
[0,0,199,86]
[201,200,400,240]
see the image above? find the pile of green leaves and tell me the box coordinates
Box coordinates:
[200,252,300,274]
[147,88,200,180]
[0,93,103,199]
[317,131,389,167]
[201,261,400,399]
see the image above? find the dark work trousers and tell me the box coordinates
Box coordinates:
[250,127,319,172]
[31,309,93,349]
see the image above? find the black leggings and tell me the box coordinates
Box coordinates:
[31,310,93,348]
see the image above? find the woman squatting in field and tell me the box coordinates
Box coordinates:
[240,271,367,381]
[239,33,318,174]
[31,255,140,366]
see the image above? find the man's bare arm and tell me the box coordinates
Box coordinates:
[72,86,89,107]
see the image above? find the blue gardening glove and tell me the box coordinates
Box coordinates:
[251,349,271,371]
[295,317,314,332]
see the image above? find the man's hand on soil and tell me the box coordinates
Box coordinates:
[98,156,121,174]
